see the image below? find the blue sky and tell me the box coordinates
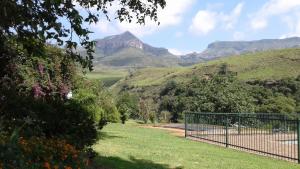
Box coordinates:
[80,0,300,55]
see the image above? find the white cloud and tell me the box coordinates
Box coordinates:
[168,48,183,56]
[250,0,300,30]
[189,10,217,35]
[168,48,191,56]
[250,19,267,30]
[157,0,196,27]
[91,20,118,34]
[223,3,244,29]
[280,14,300,38]
[189,2,244,35]
[91,0,195,37]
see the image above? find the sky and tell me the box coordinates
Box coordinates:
[77,0,300,55]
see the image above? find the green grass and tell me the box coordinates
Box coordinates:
[195,49,300,80]
[120,67,186,87]
[85,69,128,86]
[93,121,300,169]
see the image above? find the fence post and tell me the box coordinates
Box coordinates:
[297,118,300,164]
[185,113,187,138]
[238,113,241,135]
[225,115,229,148]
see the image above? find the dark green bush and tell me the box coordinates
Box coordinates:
[0,41,119,149]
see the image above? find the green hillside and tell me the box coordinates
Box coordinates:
[96,47,178,67]
[115,48,300,88]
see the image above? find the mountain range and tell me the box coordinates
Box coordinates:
[92,31,300,68]
[182,37,300,64]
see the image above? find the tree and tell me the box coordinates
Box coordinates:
[118,104,130,124]
[116,92,139,124]
[0,0,166,149]
[259,95,296,118]
[159,75,256,122]
[0,0,166,70]
[139,98,149,123]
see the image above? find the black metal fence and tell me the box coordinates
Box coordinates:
[185,113,300,163]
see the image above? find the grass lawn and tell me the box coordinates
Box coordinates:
[85,69,128,87]
[93,121,300,169]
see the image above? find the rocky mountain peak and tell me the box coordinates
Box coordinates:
[96,31,144,55]
[120,31,137,40]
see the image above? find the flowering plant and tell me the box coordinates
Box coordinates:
[0,131,90,169]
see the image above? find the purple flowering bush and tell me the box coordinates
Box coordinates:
[0,43,119,149]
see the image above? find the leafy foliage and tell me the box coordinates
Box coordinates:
[73,79,119,127]
[0,0,166,70]
[249,76,300,117]
[159,71,300,122]
[116,92,139,124]
[0,0,167,167]
[0,45,119,149]
[0,129,88,169]
[159,74,255,122]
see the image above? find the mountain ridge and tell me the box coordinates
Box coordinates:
[91,31,300,68]
[93,31,179,67]
[182,37,300,64]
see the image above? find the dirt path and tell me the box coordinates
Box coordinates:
[140,125,185,137]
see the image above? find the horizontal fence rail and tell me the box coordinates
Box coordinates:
[185,113,300,163]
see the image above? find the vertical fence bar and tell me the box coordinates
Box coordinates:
[225,115,229,148]
[238,113,241,135]
[297,118,300,163]
[185,113,187,138]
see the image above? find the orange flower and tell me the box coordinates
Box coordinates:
[54,165,59,169]
[44,162,51,169]
[72,154,78,159]
[64,166,72,169]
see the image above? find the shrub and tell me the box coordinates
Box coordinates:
[0,130,89,169]
[0,44,120,149]
[149,112,156,123]
[118,104,130,124]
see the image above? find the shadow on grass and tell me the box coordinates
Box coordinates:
[92,155,184,169]
[98,131,124,140]
[135,121,146,124]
